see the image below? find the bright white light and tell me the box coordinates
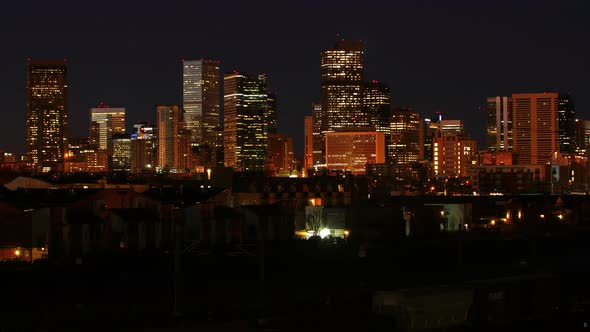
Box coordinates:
[319,228,330,238]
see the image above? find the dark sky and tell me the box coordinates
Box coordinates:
[1,0,589,157]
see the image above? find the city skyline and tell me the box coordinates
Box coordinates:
[1,1,589,158]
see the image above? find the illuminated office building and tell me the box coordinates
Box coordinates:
[182,59,221,146]
[557,94,576,154]
[316,39,364,166]
[89,104,126,169]
[363,81,390,130]
[433,132,478,177]
[130,122,156,173]
[486,96,513,152]
[422,118,439,161]
[311,102,325,166]
[26,59,68,172]
[574,119,590,157]
[303,115,313,170]
[156,105,181,169]
[388,107,422,171]
[512,93,559,164]
[266,92,277,135]
[111,134,131,172]
[223,71,270,171]
[440,119,464,136]
[325,131,385,175]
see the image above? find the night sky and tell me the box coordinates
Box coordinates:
[1,0,589,157]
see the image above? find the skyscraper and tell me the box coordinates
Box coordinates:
[512,93,559,164]
[363,81,390,130]
[486,96,513,152]
[557,94,576,154]
[303,115,313,170]
[156,105,181,169]
[130,122,156,173]
[26,59,68,172]
[111,134,131,172]
[311,102,325,166]
[89,104,126,169]
[223,71,270,171]
[266,92,278,135]
[182,59,221,147]
[388,107,421,172]
[316,39,364,166]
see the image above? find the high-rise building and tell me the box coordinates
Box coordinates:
[512,93,559,164]
[223,71,270,171]
[89,103,126,165]
[156,105,181,169]
[486,96,513,152]
[574,119,590,157]
[363,81,390,130]
[388,107,421,172]
[321,39,364,130]
[325,131,385,175]
[111,134,131,172]
[266,92,278,135]
[557,94,576,154]
[182,59,221,146]
[315,39,364,167]
[26,59,68,172]
[311,102,325,166]
[267,133,294,176]
[177,129,192,172]
[422,118,439,161]
[130,122,156,173]
[433,132,478,177]
[303,115,313,170]
[440,120,464,136]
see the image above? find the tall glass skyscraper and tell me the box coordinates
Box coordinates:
[223,72,270,171]
[315,39,364,166]
[26,59,68,172]
[182,59,221,147]
[156,105,181,169]
[486,96,513,152]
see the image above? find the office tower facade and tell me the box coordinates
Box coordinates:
[486,96,513,152]
[512,93,559,165]
[557,94,576,154]
[423,118,439,161]
[177,129,192,171]
[433,132,478,177]
[325,131,385,175]
[89,104,126,159]
[223,72,270,171]
[267,133,294,176]
[303,115,314,170]
[311,102,325,166]
[26,59,68,172]
[574,119,590,157]
[182,59,221,146]
[111,134,131,172]
[130,122,156,173]
[363,81,390,130]
[321,39,364,130]
[266,92,278,135]
[388,108,421,171]
[156,105,181,169]
[440,120,464,136]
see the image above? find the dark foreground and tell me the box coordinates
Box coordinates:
[2,229,590,331]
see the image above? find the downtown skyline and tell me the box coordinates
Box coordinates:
[1,0,589,157]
